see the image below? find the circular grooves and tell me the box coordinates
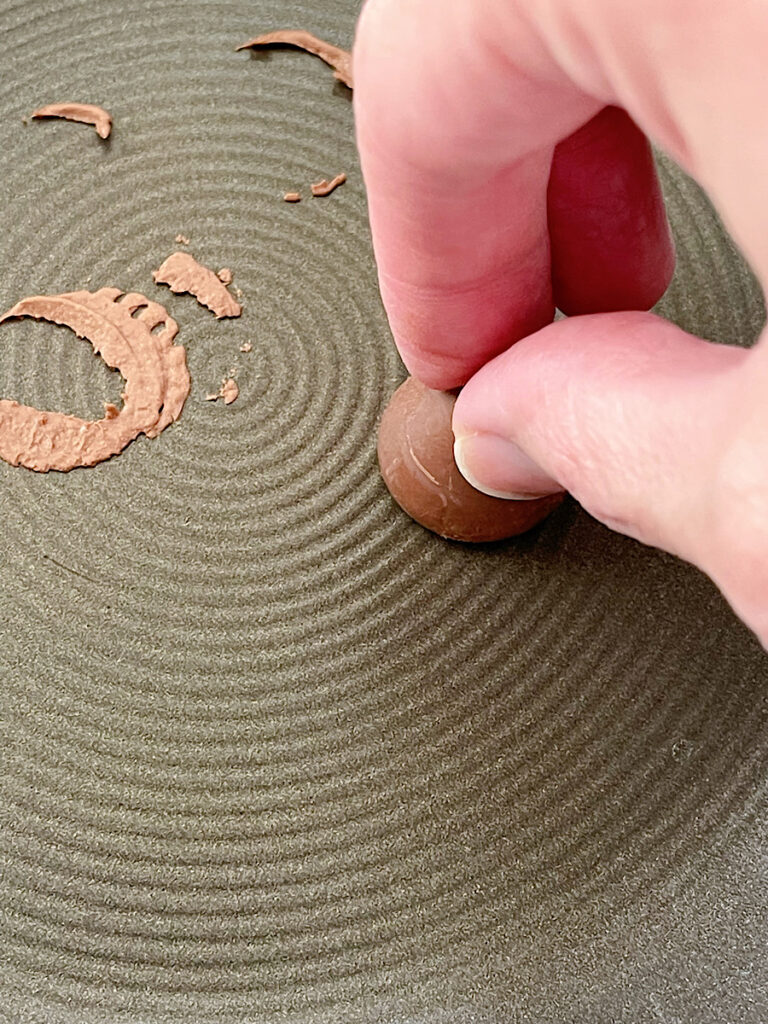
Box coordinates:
[0,2,767,1022]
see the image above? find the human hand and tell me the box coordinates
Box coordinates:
[354,0,768,645]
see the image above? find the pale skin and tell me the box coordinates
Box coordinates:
[354,0,768,646]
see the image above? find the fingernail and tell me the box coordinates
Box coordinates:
[453,433,560,500]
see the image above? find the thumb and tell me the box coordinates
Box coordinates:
[452,311,749,561]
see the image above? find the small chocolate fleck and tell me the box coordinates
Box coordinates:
[221,378,239,405]
[311,173,346,197]
[205,377,240,405]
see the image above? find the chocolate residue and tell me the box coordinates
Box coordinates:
[205,378,240,405]
[378,377,563,543]
[221,378,239,405]
[311,172,346,197]
[152,252,242,319]
[283,192,301,203]
[0,289,190,472]
[30,103,112,139]
[217,268,233,286]
[236,30,353,89]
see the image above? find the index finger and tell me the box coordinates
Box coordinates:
[354,0,763,388]
[353,0,603,387]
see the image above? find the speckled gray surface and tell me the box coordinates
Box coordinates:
[0,2,767,1022]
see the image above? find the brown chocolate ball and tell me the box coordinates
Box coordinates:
[378,377,563,543]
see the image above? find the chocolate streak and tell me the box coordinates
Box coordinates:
[311,173,346,197]
[153,252,242,319]
[0,289,190,472]
[30,103,112,139]
[236,30,353,89]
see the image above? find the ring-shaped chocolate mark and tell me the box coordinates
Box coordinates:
[0,288,190,472]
